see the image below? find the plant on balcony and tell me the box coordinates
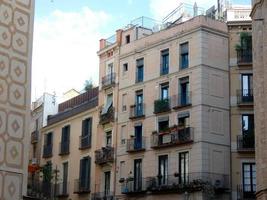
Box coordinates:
[235,32,252,50]
[169,124,178,132]
[154,99,170,113]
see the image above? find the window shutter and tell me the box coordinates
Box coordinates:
[88,157,91,189]
[88,118,92,146]
[82,120,86,136]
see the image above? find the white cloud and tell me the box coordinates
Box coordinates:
[32,7,111,100]
[149,0,216,20]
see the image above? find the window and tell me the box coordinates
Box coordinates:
[79,156,91,190]
[104,171,111,196]
[179,77,190,106]
[161,49,169,75]
[102,94,113,115]
[180,42,189,69]
[121,125,126,145]
[106,131,112,147]
[179,151,189,184]
[107,63,113,75]
[242,163,256,197]
[135,90,144,116]
[134,159,142,191]
[126,35,130,44]
[122,94,127,111]
[158,155,168,185]
[158,116,169,132]
[242,115,254,135]
[62,162,68,194]
[120,161,126,178]
[123,63,128,75]
[45,132,53,146]
[35,119,39,130]
[61,125,70,143]
[178,113,190,128]
[241,74,253,97]
[136,58,144,83]
[161,83,169,100]
[81,118,92,148]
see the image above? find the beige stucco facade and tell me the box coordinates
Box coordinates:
[0,0,34,199]
[251,0,267,199]
[97,16,231,200]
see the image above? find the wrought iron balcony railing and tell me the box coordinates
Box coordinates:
[172,92,192,109]
[102,73,116,89]
[91,192,114,200]
[126,137,146,152]
[95,147,114,165]
[160,66,169,76]
[74,179,90,194]
[59,141,70,155]
[99,107,115,125]
[121,178,147,195]
[42,144,53,158]
[237,89,254,105]
[151,127,194,148]
[154,98,171,114]
[31,130,39,144]
[129,104,145,119]
[237,49,252,65]
[79,134,91,150]
[237,134,255,152]
[237,184,256,200]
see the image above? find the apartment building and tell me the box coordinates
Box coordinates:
[227,8,255,200]
[39,88,98,200]
[98,14,231,200]
[27,93,58,197]
[251,0,267,199]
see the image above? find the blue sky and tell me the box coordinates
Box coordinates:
[32,0,251,101]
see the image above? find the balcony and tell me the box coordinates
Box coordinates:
[91,192,114,200]
[146,173,229,194]
[126,137,146,152]
[55,182,69,197]
[129,104,145,119]
[160,67,169,76]
[172,92,192,110]
[95,147,114,165]
[74,179,90,194]
[59,141,70,155]
[154,98,171,114]
[99,107,115,125]
[237,134,255,152]
[27,180,53,199]
[237,89,254,106]
[42,145,52,158]
[79,135,91,150]
[151,127,194,149]
[135,71,143,83]
[31,131,38,144]
[237,49,252,65]
[121,178,147,195]
[102,73,116,89]
[237,184,256,200]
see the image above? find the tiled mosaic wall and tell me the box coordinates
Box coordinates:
[0,0,34,199]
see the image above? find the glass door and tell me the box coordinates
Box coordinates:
[134,159,142,191]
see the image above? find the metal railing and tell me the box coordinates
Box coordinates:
[95,147,114,165]
[237,184,256,200]
[59,141,70,155]
[55,182,69,197]
[237,89,254,105]
[146,173,229,194]
[43,144,53,158]
[27,180,52,199]
[135,71,144,83]
[74,179,90,194]
[172,92,192,109]
[151,127,194,148]
[237,134,255,152]
[237,49,252,65]
[91,192,114,200]
[121,178,147,194]
[160,66,169,76]
[31,131,38,144]
[105,34,116,48]
[154,98,171,114]
[129,104,145,119]
[79,134,91,149]
[99,107,115,125]
[126,137,146,152]
[102,73,116,89]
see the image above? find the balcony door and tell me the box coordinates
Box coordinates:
[136,91,143,116]
[180,77,189,105]
[242,115,254,148]
[158,155,168,185]
[62,162,68,194]
[134,159,142,191]
[179,151,189,184]
[134,125,142,150]
[104,171,111,196]
[161,83,169,100]
[79,157,90,190]
[107,63,113,75]
[241,74,253,102]
[242,163,256,198]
